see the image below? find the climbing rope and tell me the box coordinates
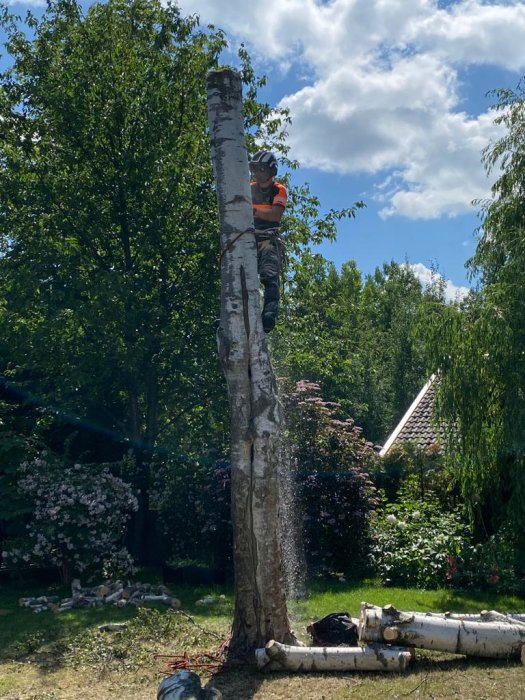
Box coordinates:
[219,228,255,262]
[155,638,230,676]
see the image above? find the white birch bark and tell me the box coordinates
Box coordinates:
[206,68,296,658]
[403,610,525,625]
[359,603,525,658]
[255,640,413,672]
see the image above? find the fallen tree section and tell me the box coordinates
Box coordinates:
[403,610,525,624]
[256,640,413,672]
[359,603,525,658]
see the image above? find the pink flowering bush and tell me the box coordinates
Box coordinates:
[2,451,138,583]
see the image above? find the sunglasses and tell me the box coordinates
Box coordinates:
[250,164,271,173]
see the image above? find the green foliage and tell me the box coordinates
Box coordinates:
[457,524,525,595]
[0,0,230,458]
[150,452,232,572]
[275,259,442,443]
[423,82,525,542]
[283,380,380,578]
[370,492,471,589]
[375,443,455,505]
[0,0,369,565]
[64,607,219,671]
[0,400,36,531]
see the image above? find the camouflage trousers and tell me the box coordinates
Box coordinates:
[256,230,282,319]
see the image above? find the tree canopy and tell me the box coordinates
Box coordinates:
[426,83,525,542]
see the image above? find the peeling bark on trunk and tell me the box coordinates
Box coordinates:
[255,640,413,672]
[359,603,525,658]
[206,68,296,659]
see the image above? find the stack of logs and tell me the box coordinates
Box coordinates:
[255,602,525,672]
[19,579,181,613]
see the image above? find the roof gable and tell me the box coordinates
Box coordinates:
[380,374,442,457]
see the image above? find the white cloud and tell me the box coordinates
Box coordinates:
[176,0,523,219]
[407,262,470,302]
[7,0,46,6]
[410,0,525,70]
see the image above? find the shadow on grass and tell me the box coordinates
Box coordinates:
[206,651,523,700]
[210,666,265,700]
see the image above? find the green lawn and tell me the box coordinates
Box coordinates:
[0,574,524,700]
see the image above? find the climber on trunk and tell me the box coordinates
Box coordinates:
[249,150,287,333]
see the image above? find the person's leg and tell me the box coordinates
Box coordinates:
[257,238,280,332]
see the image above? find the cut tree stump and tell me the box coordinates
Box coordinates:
[359,603,525,658]
[255,640,413,672]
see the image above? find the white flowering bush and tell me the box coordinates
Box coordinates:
[370,493,471,588]
[2,452,138,583]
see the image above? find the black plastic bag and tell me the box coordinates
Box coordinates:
[307,611,359,646]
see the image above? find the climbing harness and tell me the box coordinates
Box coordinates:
[219,228,255,263]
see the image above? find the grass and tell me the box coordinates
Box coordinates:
[0,574,524,699]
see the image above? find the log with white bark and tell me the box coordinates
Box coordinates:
[255,640,413,672]
[403,610,525,625]
[206,68,296,658]
[359,603,525,658]
[157,671,222,700]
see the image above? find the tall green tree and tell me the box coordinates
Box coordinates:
[276,258,436,443]
[0,0,359,562]
[426,82,525,538]
[0,0,266,559]
[357,262,437,441]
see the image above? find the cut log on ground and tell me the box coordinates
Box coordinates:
[255,640,413,672]
[157,671,222,700]
[359,603,525,658]
[403,611,525,625]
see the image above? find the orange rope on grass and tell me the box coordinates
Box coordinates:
[156,638,230,676]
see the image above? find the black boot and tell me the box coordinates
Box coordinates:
[262,311,276,333]
[261,297,278,333]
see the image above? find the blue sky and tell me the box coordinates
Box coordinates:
[174,0,525,300]
[4,0,525,300]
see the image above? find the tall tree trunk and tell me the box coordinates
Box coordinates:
[206,68,297,659]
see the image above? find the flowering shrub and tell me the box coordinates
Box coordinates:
[369,493,471,588]
[283,380,380,578]
[2,452,138,583]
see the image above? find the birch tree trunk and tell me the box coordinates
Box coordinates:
[359,603,525,658]
[206,68,297,659]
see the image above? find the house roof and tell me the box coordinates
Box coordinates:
[379,374,442,457]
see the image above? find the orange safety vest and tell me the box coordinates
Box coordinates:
[251,180,287,231]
